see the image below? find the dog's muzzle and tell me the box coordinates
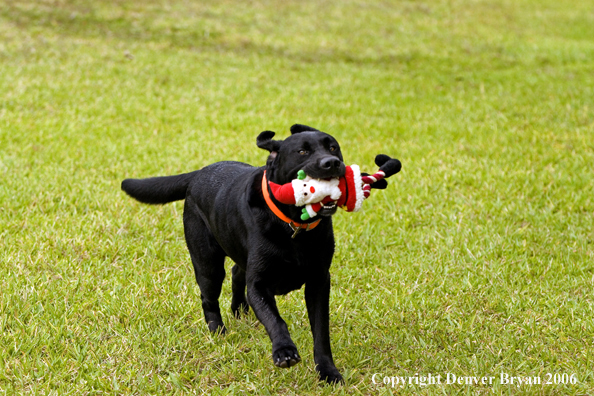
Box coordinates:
[303,156,345,179]
[317,198,338,217]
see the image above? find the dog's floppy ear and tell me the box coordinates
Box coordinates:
[290,124,320,134]
[257,130,282,152]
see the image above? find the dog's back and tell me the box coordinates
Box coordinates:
[121,161,254,206]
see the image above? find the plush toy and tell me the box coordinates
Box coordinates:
[360,154,402,195]
[269,154,401,220]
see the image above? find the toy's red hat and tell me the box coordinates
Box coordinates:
[337,165,365,212]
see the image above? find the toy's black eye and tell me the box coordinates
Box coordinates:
[299,150,308,155]
[329,146,337,152]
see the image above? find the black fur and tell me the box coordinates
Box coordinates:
[121,172,198,204]
[290,124,320,134]
[122,125,349,384]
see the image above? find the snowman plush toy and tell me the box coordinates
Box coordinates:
[268,154,401,220]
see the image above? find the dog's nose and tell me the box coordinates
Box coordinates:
[320,157,341,171]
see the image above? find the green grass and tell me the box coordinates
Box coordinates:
[1,0,593,394]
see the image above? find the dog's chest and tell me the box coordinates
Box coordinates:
[260,254,302,294]
[267,248,325,295]
[273,274,306,295]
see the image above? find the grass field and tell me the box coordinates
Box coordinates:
[1,0,594,394]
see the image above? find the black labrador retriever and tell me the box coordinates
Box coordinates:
[121,124,385,384]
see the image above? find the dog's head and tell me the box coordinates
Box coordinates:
[257,124,346,217]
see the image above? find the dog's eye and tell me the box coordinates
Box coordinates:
[329,146,337,152]
[299,150,308,155]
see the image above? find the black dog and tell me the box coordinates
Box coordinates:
[121,124,388,384]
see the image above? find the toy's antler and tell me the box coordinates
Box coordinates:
[375,154,402,177]
[361,154,402,198]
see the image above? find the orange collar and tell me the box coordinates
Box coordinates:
[262,171,321,238]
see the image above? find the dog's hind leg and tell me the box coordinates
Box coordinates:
[183,198,227,334]
[231,264,249,318]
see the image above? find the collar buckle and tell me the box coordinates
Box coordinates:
[289,222,302,239]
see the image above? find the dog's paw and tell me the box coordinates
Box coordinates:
[231,301,249,318]
[317,366,344,385]
[272,345,301,368]
[207,321,227,335]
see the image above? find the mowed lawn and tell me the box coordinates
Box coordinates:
[1,0,593,394]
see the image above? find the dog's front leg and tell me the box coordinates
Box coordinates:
[305,273,343,384]
[247,281,301,369]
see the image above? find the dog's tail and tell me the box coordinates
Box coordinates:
[121,171,198,204]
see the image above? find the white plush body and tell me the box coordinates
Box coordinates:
[291,177,341,207]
